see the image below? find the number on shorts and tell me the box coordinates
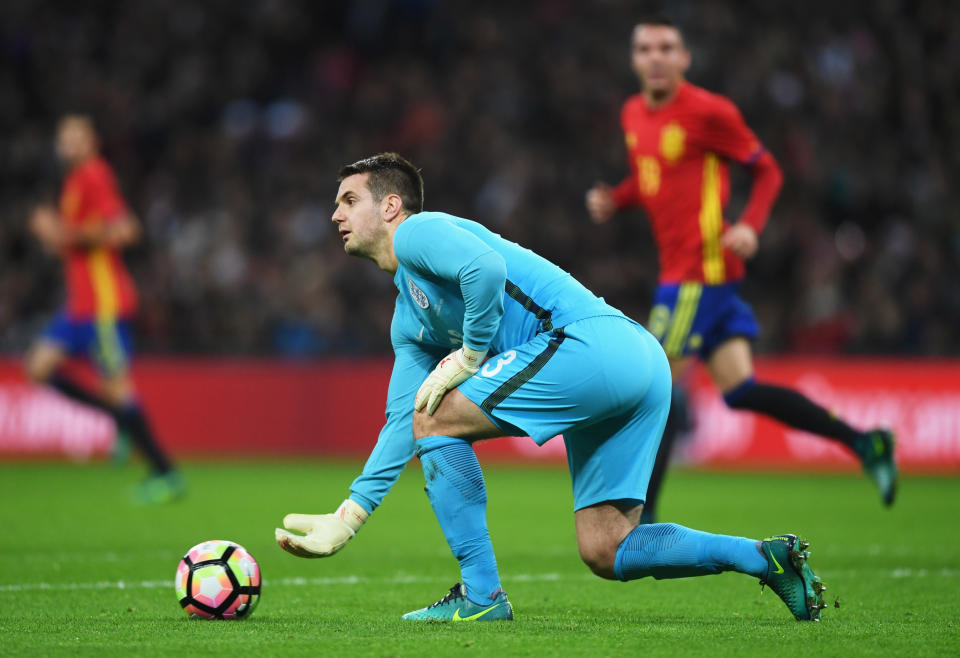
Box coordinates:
[480,350,517,377]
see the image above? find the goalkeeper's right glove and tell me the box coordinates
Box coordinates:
[275,498,369,558]
[414,346,486,415]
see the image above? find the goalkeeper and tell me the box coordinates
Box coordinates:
[276,153,827,622]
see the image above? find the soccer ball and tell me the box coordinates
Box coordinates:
[175,540,261,619]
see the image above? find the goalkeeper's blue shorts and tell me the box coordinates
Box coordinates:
[458,315,671,511]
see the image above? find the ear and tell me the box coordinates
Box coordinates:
[380,193,405,224]
[680,47,692,74]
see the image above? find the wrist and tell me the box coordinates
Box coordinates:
[459,346,487,369]
[336,498,369,532]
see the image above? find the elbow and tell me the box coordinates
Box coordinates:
[111,215,142,248]
[758,151,784,192]
[489,252,507,286]
[125,215,143,246]
[770,159,784,194]
[469,250,507,290]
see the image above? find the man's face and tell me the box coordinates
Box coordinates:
[55,118,95,165]
[332,173,388,258]
[630,25,690,97]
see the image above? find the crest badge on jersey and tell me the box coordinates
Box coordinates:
[659,121,686,163]
[408,278,430,309]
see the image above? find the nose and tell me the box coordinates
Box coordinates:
[332,206,344,224]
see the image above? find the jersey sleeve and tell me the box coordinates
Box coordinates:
[699,96,765,165]
[348,310,441,513]
[611,102,642,210]
[611,174,641,210]
[394,216,506,352]
[699,95,783,233]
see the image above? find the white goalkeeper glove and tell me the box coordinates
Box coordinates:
[275,498,369,558]
[414,346,487,415]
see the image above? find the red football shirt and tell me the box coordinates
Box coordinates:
[611,81,779,284]
[59,156,139,320]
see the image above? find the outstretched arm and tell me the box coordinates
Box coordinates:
[276,335,439,558]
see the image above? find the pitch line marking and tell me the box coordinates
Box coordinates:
[0,572,568,593]
[0,568,955,593]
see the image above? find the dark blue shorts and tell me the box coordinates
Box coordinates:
[41,311,133,377]
[647,282,758,360]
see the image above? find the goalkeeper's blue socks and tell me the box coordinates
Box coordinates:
[614,522,767,581]
[416,435,502,606]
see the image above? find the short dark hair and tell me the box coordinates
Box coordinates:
[338,152,424,214]
[635,13,682,36]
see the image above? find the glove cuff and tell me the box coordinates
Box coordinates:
[336,498,369,532]
[459,346,487,371]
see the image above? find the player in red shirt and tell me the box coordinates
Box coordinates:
[586,17,896,515]
[26,115,183,504]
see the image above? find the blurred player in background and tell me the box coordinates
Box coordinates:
[26,115,184,504]
[275,153,828,623]
[585,17,897,513]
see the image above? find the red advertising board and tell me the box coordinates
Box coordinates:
[0,357,957,472]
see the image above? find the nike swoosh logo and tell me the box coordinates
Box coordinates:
[415,326,425,341]
[452,603,502,621]
[767,547,784,575]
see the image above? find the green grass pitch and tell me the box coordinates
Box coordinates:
[1,460,957,656]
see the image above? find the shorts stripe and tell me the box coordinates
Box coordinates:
[663,283,702,357]
[481,329,566,414]
[504,280,554,332]
[95,319,127,375]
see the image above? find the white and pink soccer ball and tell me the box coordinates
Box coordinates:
[175,540,261,619]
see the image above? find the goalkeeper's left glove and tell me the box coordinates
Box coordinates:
[275,498,369,558]
[414,346,487,415]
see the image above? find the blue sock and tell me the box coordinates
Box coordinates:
[416,435,501,605]
[614,523,767,581]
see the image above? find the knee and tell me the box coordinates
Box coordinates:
[101,387,129,408]
[100,377,134,408]
[412,410,435,441]
[721,377,755,409]
[24,352,51,384]
[24,361,43,384]
[578,540,620,580]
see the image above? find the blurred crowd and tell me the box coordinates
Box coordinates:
[1,0,957,356]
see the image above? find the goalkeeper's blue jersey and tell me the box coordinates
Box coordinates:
[349,211,624,512]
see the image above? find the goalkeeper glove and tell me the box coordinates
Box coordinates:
[414,346,487,415]
[275,498,369,558]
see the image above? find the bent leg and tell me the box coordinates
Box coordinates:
[575,502,642,579]
[708,338,863,449]
[25,340,67,384]
[614,520,767,581]
[575,500,767,581]
[412,389,503,442]
[413,391,503,606]
[641,358,693,524]
[27,339,119,415]
[102,371,174,475]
